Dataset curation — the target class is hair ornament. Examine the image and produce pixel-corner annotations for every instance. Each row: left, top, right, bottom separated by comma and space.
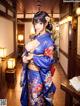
45, 16, 50, 22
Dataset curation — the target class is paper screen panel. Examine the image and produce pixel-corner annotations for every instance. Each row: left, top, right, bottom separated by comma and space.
60, 22, 69, 54
77, 16, 80, 55
0, 17, 14, 55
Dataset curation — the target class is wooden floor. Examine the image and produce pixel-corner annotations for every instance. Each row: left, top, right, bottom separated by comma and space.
0, 62, 66, 106
53, 64, 66, 106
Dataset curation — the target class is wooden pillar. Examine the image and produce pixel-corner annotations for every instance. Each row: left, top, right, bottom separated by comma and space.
13, 1, 17, 57
65, 93, 73, 106
68, 21, 76, 79
66, 3, 76, 106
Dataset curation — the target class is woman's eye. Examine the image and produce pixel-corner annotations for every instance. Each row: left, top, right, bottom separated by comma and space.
40, 22, 43, 25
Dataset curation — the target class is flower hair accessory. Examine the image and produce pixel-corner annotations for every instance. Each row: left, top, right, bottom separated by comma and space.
45, 16, 50, 22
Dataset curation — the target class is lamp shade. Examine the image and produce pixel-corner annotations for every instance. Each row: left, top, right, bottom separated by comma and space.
59, 16, 72, 25
76, 7, 80, 15
0, 48, 7, 58
30, 25, 35, 35
18, 34, 24, 41
7, 58, 16, 69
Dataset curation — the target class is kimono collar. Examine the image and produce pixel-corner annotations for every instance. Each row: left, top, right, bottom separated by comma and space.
36, 32, 52, 39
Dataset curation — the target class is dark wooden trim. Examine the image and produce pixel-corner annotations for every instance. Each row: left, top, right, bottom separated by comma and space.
0, 0, 15, 13
60, 1, 73, 20
13, 17, 17, 57
6, 52, 16, 59
59, 48, 68, 58
13, 1, 17, 58
17, 18, 32, 22
69, 3, 73, 16
60, 1, 70, 19
0, 10, 15, 21
75, 55, 80, 76
17, 18, 59, 22
76, 55, 80, 60
68, 19, 77, 79
74, 16, 80, 76
53, 18, 59, 22
61, 80, 80, 106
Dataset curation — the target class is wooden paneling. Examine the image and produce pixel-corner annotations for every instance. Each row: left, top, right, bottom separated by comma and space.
18, 18, 32, 22
17, 0, 60, 14
76, 55, 80, 76
17, 24, 25, 34
0, 10, 15, 21
0, 0, 16, 21
0, 0, 15, 12
59, 49, 68, 58
75, 16, 80, 76
60, 0, 73, 19
17, 24, 25, 57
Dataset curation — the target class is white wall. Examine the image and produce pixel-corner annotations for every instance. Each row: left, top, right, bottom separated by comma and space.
59, 52, 68, 75
0, 17, 14, 55
25, 22, 33, 43
59, 22, 69, 54
59, 22, 69, 75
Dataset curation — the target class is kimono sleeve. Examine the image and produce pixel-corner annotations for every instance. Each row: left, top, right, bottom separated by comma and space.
20, 63, 28, 87
33, 42, 55, 69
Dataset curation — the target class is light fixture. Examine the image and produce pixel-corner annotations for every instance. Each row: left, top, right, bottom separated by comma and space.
7, 58, 16, 70
59, 16, 72, 25
72, 17, 77, 30
67, 16, 72, 21
18, 34, 24, 42
56, 26, 59, 31
30, 25, 35, 35
0, 48, 7, 59
76, 7, 80, 15
0, 58, 2, 64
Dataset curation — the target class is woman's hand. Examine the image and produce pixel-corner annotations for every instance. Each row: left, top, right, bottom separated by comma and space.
23, 56, 29, 63
27, 53, 34, 60
22, 53, 34, 63
25, 39, 40, 52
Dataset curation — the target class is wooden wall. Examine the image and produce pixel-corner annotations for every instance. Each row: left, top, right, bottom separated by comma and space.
60, 1, 80, 78
75, 16, 80, 76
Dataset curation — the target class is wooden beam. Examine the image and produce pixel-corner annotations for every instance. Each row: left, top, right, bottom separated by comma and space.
0, 10, 15, 21
12, 0, 17, 10
17, 18, 32, 22
0, 0, 15, 13
17, 18, 59, 22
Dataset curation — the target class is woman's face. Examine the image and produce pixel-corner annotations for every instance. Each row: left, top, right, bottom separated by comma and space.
34, 22, 46, 35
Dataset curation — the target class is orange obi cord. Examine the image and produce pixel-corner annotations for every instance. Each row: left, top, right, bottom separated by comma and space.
50, 65, 55, 76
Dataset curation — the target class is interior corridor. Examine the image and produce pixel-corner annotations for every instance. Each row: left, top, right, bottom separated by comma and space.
0, 62, 66, 106
0, 0, 80, 106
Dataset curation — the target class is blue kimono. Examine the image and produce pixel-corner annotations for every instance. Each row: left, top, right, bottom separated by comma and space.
20, 32, 56, 106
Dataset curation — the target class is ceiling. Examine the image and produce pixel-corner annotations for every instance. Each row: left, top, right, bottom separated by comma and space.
16, 0, 60, 14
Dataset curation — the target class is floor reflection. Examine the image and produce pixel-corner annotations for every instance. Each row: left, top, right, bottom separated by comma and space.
0, 63, 66, 106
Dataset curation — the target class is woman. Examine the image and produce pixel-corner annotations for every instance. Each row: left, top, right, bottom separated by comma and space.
20, 11, 56, 106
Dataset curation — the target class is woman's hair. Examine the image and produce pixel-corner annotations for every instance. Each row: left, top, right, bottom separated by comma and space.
33, 11, 53, 31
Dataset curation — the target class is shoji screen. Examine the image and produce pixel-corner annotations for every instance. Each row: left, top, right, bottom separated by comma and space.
59, 22, 69, 75
25, 22, 32, 43
77, 16, 80, 55
0, 17, 14, 55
